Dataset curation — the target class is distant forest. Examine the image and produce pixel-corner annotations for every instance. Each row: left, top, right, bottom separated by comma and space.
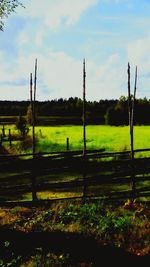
0, 96, 150, 125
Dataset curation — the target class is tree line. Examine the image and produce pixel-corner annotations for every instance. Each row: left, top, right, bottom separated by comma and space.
0, 96, 150, 125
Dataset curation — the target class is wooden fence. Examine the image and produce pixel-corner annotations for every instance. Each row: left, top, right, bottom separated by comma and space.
0, 148, 150, 206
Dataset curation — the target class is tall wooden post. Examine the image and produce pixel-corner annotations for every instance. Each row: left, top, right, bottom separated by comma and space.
30, 72, 33, 103
32, 58, 37, 155
34, 58, 37, 103
30, 72, 34, 155
2, 125, 5, 137
128, 63, 137, 200
131, 66, 137, 157
83, 59, 87, 201
127, 63, 131, 128
66, 137, 69, 151
83, 59, 86, 157
30, 58, 38, 201
8, 129, 12, 147
28, 72, 32, 132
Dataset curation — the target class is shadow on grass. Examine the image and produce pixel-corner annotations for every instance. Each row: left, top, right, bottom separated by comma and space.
0, 227, 149, 267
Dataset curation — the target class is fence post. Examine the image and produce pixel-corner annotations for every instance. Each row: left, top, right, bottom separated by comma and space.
127, 63, 137, 201
0, 135, 3, 145
82, 59, 87, 202
31, 157, 38, 201
2, 125, 5, 137
30, 68, 38, 202
9, 129, 12, 147
66, 137, 69, 151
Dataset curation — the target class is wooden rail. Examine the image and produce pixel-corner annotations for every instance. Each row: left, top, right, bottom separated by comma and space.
0, 149, 150, 206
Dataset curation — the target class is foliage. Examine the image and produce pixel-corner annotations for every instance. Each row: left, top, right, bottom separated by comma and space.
20, 251, 70, 267
105, 96, 129, 125
0, 201, 149, 266
0, 0, 24, 31
16, 115, 29, 139
1, 96, 150, 125
26, 104, 33, 126
58, 202, 104, 226
26, 103, 38, 126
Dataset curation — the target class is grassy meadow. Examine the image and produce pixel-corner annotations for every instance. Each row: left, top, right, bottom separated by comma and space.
35, 125, 150, 157
1, 124, 150, 156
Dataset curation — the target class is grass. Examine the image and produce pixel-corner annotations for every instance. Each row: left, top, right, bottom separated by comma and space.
35, 125, 150, 153
0, 124, 150, 203
2, 125, 150, 156
35, 125, 131, 152
0, 125, 150, 265
22, 189, 83, 202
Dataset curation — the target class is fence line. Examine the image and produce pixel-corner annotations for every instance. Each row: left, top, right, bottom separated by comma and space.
1, 146, 150, 159
0, 148, 150, 205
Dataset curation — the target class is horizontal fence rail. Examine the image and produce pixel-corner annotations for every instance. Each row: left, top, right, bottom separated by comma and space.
0, 149, 150, 206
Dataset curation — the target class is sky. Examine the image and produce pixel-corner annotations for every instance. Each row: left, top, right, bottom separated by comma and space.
1, 0, 150, 101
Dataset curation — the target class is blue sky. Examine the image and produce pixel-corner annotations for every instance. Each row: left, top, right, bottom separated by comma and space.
1, 0, 150, 100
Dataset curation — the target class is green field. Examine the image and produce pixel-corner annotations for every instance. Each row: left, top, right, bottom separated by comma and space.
1, 124, 150, 202
1, 125, 150, 156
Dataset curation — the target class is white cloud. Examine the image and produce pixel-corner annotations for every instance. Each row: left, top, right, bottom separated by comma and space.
128, 35, 150, 71
20, 0, 98, 30
86, 53, 126, 100
35, 51, 83, 100
17, 32, 29, 46
102, 0, 132, 4
0, 85, 28, 101
35, 31, 45, 48
0, 50, 82, 100
127, 35, 150, 98
0, 48, 126, 101
3, 0, 150, 101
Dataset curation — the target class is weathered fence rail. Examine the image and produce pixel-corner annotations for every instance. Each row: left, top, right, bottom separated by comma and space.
0, 149, 150, 206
